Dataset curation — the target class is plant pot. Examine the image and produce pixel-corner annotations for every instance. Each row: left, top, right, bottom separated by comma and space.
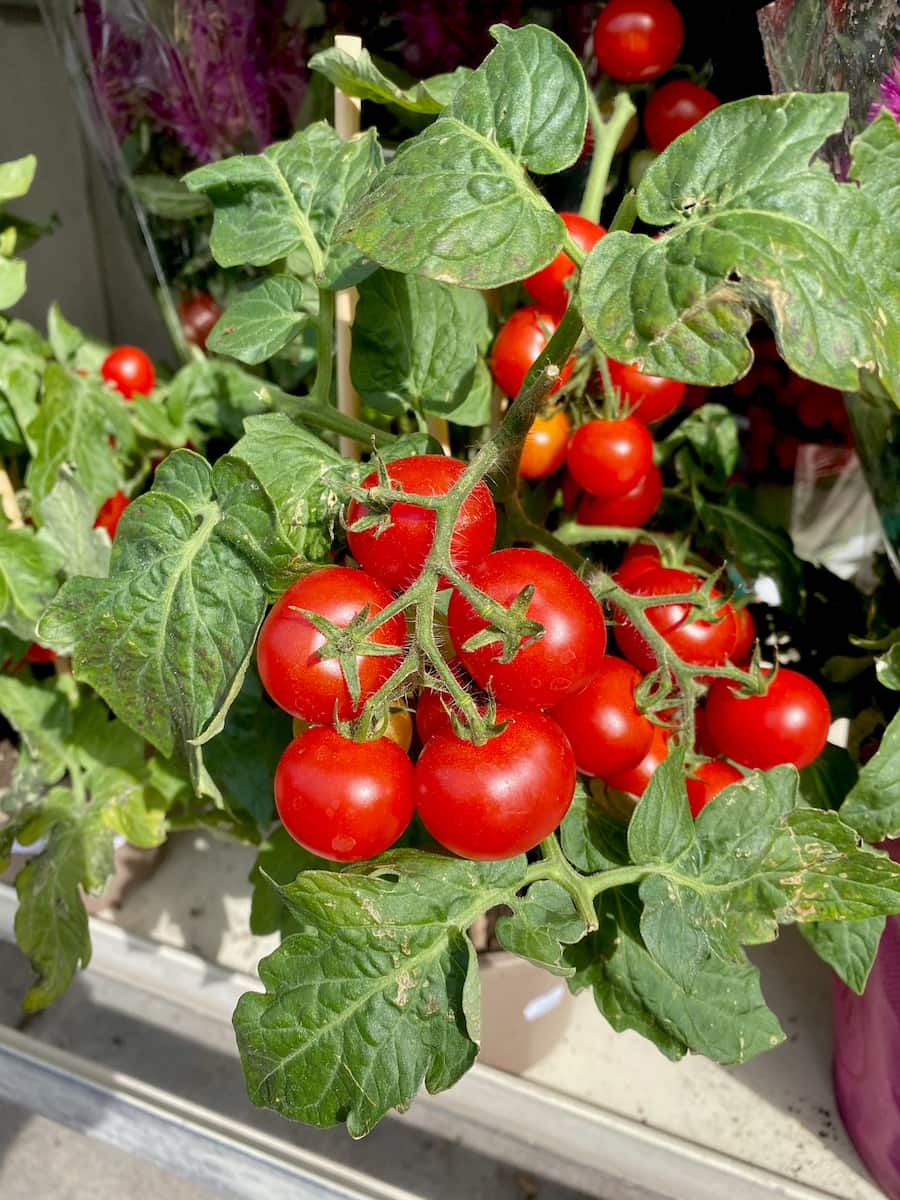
833, 838, 900, 1199
477, 950, 575, 1074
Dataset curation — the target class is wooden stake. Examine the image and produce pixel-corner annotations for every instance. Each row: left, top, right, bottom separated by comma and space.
0, 466, 23, 528
334, 35, 363, 462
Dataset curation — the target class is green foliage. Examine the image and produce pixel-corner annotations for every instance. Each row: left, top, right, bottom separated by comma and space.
206, 276, 317, 365
799, 916, 885, 995
0, 155, 37, 309
309, 48, 470, 114
840, 707, 900, 841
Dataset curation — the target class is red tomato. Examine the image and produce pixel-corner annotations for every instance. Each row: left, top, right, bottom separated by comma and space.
94, 491, 129, 540
101, 345, 155, 399
519, 409, 571, 480
413, 711, 575, 859
592, 0, 684, 81
604, 725, 669, 796
490, 307, 574, 399
178, 292, 222, 351
705, 668, 831, 770
561, 470, 582, 513
566, 418, 655, 500
346, 455, 496, 592
686, 760, 743, 818
24, 643, 57, 664
621, 541, 662, 573
448, 548, 607, 709
576, 463, 662, 527
614, 567, 737, 673
644, 80, 720, 152
522, 214, 606, 316
275, 727, 413, 862
552, 656, 655, 778
730, 605, 756, 665
256, 567, 406, 724
694, 703, 719, 756
607, 359, 686, 424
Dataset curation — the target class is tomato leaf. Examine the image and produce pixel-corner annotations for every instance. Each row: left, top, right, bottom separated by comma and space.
559, 782, 630, 872
351, 270, 492, 425
206, 276, 317, 366
798, 916, 885, 995
129, 174, 211, 220
495, 880, 586, 976
234, 851, 526, 1133
37, 467, 111, 581
165, 358, 271, 441
840, 708, 900, 841
698, 487, 804, 611
184, 123, 383, 290
340, 25, 586, 288
248, 826, 332, 939
0, 525, 63, 641
799, 743, 858, 812
876, 642, 900, 691
579, 94, 899, 401
309, 48, 470, 114
664, 404, 739, 488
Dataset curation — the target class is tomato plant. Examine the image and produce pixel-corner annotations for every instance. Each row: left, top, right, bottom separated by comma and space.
576, 462, 662, 526
522, 213, 605, 316
644, 80, 721, 151
519, 409, 571, 479
705, 669, 832, 770
178, 292, 222, 351
686, 760, 743, 817
614, 567, 737, 672
606, 359, 686, 424
94, 490, 129, 539
490, 307, 574, 399
100, 344, 155, 398
551, 656, 655, 778
592, 0, 684, 82
566, 417, 655, 499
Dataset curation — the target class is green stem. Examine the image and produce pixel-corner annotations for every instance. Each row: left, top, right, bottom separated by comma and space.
310, 287, 336, 410
579, 91, 637, 226
267, 384, 396, 446
524, 839, 647, 929
555, 521, 646, 546
503, 492, 589, 573
608, 190, 639, 234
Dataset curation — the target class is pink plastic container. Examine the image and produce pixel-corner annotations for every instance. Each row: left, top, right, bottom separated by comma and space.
834, 840, 900, 1199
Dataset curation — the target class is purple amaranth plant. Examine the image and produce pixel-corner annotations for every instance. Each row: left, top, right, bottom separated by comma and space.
869, 51, 900, 122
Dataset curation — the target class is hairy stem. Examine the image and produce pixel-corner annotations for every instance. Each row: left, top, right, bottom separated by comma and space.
579, 91, 637, 226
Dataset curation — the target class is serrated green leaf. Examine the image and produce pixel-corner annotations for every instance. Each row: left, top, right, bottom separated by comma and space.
559, 782, 630, 872
46, 303, 84, 365
184, 123, 382, 289
495, 880, 586, 975
0, 156, 36, 203
248, 826, 332, 939
628, 749, 693, 866
840, 708, 900, 841
0, 525, 62, 640
699, 488, 804, 611
37, 467, 111, 580
166, 358, 271, 440
799, 915, 885, 994
309, 47, 470, 114
206, 276, 317, 365
666, 404, 739, 487
0, 672, 74, 786
876, 642, 900, 690
0, 364, 41, 455
130, 174, 212, 220
351, 270, 491, 422
234, 851, 525, 1133
0, 258, 26, 310
579, 94, 898, 400
848, 113, 900, 342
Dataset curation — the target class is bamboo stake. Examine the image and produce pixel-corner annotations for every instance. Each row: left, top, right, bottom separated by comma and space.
426, 415, 451, 454
334, 35, 363, 462
0, 465, 23, 528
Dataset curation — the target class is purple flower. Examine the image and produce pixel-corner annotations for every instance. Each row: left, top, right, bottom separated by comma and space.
868, 54, 900, 123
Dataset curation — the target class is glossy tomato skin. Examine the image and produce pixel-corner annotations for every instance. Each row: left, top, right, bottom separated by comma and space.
94, 490, 129, 539
593, 0, 684, 81
101, 345, 155, 399
178, 292, 222, 351
604, 724, 669, 796
522, 214, 605, 316
448, 548, 607, 709
705, 669, 831, 770
490, 307, 574, 399
257, 567, 406, 724
519, 409, 571, 479
275, 728, 413, 862
576, 463, 662, 527
644, 80, 720, 152
566, 418, 655, 500
24, 642, 57, 664
552, 656, 654, 778
414, 711, 576, 859
686, 760, 743, 818
615, 567, 737, 673
346, 456, 496, 592
607, 359, 686, 424
729, 605, 756, 665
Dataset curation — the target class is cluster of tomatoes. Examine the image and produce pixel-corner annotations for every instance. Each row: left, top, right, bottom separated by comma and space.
256, 452, 832, 865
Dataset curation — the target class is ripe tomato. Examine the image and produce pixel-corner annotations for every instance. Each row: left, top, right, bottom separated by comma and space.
448, 548, 606, 709
413, 711, 575, 859
522, 214, 606, 316
592, 0, 684, 81
346, 455, 496, 592
614, 567, 737, 673
686, 760, 743, 818
552, 656, 655, 778
291, 707, 413, 752
606, 359, 686, 424
705, 669, 831, 770
101, 345, 155, 399
561, 470, 582, 513
644, 80, 720, 152
94, 491, 129, 539
729, 605, 756, 665
178, 292, 222, 351
566, 417, 655, 500
604, 724, 669, 796
519, 409, 571, 479
576, 463, 662, 527
490, 307, 574, 399
275, 727, 413, 861
619, 541, 662, 578
257, 567, 406, 724
24, 642, 57, 664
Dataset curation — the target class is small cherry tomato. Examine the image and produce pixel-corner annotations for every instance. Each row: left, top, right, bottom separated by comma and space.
644, 80, 720, 152
448, 548, 607, 710
729, 605, 756, 665
275, 727, 413, 862
490, 307, 574, 399
614, 567, 737, 673
606, 359, 686, 424
346, 455, 496, 592
519, 409, 571, 479
522, 214, 606, 316
705, 668, 831, 770
413, 710, 576, 860
686, 760, 743, 818
257, 567, 406, 724
566, 417, 655, 500
552, 656, 655, 778
604, 724, 669, 796
24, 643, 57, 664
101, 345, 155, 399
178, 292, 222, 351
592, 0, 684, 82
94, 490, 129, 539
561, 470, 582, 513
576, 463, 662, 527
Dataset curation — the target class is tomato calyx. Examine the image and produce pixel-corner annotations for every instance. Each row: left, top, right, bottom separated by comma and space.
454, 581, 545, 664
